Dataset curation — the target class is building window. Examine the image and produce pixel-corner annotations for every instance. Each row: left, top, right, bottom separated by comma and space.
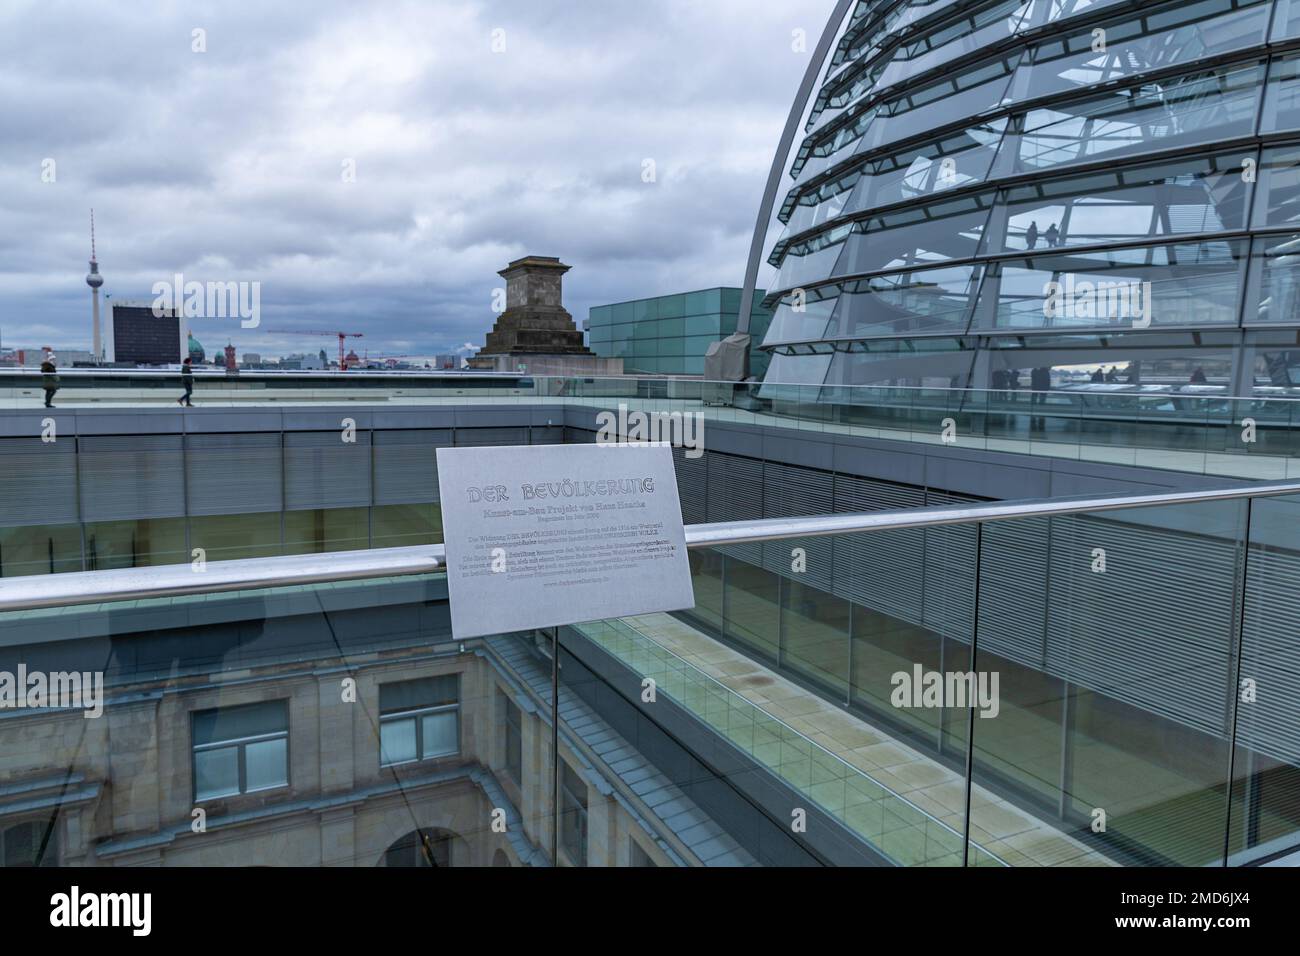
629, 838, 657, 868
192, 700, 289, 801
379, 675, 460, 767
502, 692, 523, 785
1, 820, 57, 867
384, 828, 451, 867
560, 760, 588, 866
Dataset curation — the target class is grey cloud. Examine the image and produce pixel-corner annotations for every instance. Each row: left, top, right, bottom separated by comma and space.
0, 0, 833, 357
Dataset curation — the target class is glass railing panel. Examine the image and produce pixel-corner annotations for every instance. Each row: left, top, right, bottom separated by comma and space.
1229, 492, 1300, 865
0, 572, 566, 868
567, 615, 991, 866
561, 618, 824, 865
1206, 397, 1297, 479
7, 479, 1300, 866
6, 372, 1297, 483
1071, 389, 1141, 463
970, 498, 1248, 866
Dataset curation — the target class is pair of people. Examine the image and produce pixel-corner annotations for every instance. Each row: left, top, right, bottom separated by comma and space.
39, 356, 196, 407
1024, 220, 1061, 249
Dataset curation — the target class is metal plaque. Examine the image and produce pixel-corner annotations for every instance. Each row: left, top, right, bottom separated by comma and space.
436, 442, 695, 639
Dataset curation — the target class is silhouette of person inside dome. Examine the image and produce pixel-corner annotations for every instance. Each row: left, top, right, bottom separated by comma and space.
1045, 223, 1061, 247
1025, 220, 1039, 250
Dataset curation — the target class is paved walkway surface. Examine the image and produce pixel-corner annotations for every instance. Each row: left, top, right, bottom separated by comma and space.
579, 612, 1117, 867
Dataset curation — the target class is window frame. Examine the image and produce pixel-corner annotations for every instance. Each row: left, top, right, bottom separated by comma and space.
379, 675, 461, 768
191, 700, 290, 802
559, 760, 589, 866
502, 692, 523, 785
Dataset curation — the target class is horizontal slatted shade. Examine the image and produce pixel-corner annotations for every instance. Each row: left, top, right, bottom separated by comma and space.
1239, 506, 1300, 764
373, 430, 450, 505
1044, 507, 1242, 740
0, 438, 78, 526
923, 490, 979, 643
454, 427, 528, 446
832, 473, 926, 627
762, 461, 835, 592
976, 516, 1051, 667
672, 446, 707, 525
79, 434, 185, 521
283, 431, 371, 511
186, 433, 283, 516
708, 452, 764, 566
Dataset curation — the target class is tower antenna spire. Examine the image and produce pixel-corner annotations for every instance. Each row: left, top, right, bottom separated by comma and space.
86, 208, 105, 361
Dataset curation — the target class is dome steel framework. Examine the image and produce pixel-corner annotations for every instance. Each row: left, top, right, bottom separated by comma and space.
742, 0, 1300, 398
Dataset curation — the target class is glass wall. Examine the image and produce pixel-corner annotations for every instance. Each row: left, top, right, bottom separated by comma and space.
669, 490, 1299, 866
587, 287, 774, 376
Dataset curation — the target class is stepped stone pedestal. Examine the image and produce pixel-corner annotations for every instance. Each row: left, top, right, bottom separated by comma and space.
468, 256, 620, 374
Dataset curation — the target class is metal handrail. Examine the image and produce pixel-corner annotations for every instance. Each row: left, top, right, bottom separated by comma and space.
4, 367, 1300, 403
3, 480, 1299, 613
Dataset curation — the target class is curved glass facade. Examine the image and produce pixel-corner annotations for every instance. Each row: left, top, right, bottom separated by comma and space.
754, 0, 1300, 397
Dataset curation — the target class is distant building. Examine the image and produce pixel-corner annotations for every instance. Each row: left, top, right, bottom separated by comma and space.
187, 333, 206, 363
434, 354, 461, 370
110, 303, 182, 366
587, 288, 773, 377
282, 352, 325, 370
1, 347, 95, 367
241, 352, 263, 368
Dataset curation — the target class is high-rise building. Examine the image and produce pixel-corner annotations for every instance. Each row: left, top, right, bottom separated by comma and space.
748, 0, 1300, 397
110, 303, 181, 366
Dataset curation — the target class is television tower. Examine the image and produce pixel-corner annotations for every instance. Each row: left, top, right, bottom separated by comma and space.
85, 209, 104, 362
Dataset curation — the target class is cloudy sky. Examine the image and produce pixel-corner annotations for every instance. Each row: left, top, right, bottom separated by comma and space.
0, 0, 832, 361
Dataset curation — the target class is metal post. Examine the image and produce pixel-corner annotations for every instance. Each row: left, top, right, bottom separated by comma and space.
736, 0, 856, 339
1223, 496, 1253, 866
1058, 681, 1074, 821
550, 625, 560, 865
962, 521, 984, 866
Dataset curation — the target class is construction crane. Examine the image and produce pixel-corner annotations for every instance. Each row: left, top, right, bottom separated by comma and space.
267, 329, 364, 369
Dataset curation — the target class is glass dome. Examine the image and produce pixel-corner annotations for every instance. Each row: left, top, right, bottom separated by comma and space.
748, 0, 1300, 397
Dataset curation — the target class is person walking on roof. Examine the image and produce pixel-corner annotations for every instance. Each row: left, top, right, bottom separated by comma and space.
40, 354, 59, 408
178, 357, 195, 407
